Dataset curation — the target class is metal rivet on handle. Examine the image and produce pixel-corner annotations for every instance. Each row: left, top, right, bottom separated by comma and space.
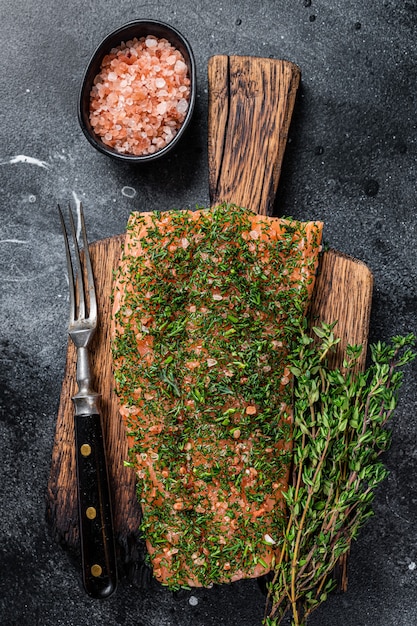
80, 443, 92, 457
91, 564, 102, 577
86, 506, 97, 519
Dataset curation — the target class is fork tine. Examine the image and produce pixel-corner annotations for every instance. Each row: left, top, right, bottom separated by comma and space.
79, 202, 97, 322
58, 204, 76, 324
67, 203, 86, 321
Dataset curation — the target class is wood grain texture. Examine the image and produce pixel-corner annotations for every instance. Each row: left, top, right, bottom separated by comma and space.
208, 55, 301, 215
47, 56, 373, 591
310, 249, 373, 372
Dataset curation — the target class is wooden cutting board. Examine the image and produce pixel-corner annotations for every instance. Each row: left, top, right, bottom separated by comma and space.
46, 56, 373, 585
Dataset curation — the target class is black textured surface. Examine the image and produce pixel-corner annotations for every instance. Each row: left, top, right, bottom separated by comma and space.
1, 2, 416, 625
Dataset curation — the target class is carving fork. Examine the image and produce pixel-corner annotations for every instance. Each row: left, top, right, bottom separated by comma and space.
58, 203, 117, 598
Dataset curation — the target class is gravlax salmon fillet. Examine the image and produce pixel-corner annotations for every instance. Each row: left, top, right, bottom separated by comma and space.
111, 204, 323, 588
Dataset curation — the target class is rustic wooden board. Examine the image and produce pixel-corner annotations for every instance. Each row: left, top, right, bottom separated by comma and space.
46, 239, 373, 552
46, 56, 373, 587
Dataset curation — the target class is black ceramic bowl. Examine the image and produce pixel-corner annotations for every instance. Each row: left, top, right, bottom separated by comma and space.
78, 19, 196, 162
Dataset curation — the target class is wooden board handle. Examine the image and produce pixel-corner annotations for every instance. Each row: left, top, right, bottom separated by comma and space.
208, 55, 301, 215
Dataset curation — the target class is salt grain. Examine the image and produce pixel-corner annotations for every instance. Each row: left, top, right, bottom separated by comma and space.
174, 60, 187, 73
156, 101, 167, 115
177, 98, 188, 114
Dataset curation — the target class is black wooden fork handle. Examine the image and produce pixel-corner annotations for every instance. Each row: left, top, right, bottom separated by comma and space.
74, 411, 118, 599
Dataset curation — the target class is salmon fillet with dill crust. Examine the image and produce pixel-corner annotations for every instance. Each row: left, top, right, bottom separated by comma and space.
111, 204, 323, 588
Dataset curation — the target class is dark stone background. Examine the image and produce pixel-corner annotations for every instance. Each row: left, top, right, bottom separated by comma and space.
0, 1, 416, 624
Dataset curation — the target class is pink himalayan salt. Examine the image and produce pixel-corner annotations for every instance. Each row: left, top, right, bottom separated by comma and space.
89, 36, 191, 156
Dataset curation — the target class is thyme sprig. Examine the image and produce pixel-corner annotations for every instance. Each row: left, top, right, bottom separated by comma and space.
264, 323, 416, 626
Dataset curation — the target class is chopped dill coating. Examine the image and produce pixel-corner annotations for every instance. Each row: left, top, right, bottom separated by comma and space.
112, 204, 323, 587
